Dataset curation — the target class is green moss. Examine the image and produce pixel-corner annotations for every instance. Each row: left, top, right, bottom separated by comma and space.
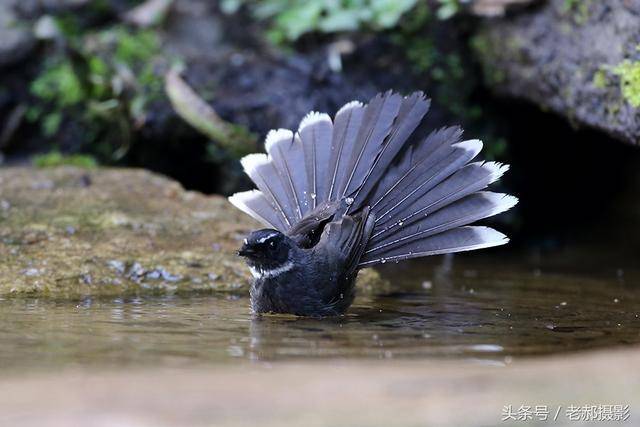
470, 34, 506, 86
613, 60, 640, 108
561, 0, 592, 25
32, 151, 98, 168
593, 69, 608, 89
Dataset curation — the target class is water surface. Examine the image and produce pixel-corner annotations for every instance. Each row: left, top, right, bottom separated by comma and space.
1, 251, 638, 372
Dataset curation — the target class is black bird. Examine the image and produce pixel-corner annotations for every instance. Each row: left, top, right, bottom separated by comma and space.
230, 91, 517, 316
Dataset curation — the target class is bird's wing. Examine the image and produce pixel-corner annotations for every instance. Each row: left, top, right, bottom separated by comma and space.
285, 200, 341, 248
317, 207, 375, 279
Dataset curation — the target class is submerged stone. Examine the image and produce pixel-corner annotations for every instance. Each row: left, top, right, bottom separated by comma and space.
0, 167, 384, 298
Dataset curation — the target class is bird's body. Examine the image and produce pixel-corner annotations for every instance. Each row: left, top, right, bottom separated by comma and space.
230, 91, 517, 316
242, 205, 373, 316
248, 239, 352, 316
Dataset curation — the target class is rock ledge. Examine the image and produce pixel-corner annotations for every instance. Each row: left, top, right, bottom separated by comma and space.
0, 166, 383, 298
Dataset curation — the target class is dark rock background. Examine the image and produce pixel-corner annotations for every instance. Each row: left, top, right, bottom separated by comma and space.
474, 0, 640, 145
1, 0, 639, 249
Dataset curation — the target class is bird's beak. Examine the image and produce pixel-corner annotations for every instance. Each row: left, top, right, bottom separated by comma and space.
237, 246, 255, 257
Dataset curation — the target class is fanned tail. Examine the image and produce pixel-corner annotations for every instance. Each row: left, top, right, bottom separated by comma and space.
228, 91, 517, 267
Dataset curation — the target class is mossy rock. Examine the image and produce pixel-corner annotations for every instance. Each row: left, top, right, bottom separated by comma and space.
472, 0, 640, 145
0, 167, 384, 298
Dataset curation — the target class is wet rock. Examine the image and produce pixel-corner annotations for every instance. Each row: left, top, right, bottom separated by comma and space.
473, 0, 640, 145
0, 167, 385, 298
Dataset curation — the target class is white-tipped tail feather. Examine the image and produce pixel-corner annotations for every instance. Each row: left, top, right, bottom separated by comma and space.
335, 100, 364, 116
240, 153, 269, 175
298, 111, 332, 133
264, 129, 294, 153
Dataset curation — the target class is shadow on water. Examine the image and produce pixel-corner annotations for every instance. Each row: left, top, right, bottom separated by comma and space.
1, 246, 638, 372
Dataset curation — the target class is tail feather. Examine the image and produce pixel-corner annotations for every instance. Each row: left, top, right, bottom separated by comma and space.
239, 154, 296, 227
364, 192, 518, 258
359, 226, 509, 267
367, 126, 463, 209
341, 91, 403, 199
372, 139, 484, 224
350, 92, 430, 210
414, 125, 464, 164
264, 129, 307, 219
327, 101, 366, 201
228, 190, 289, 231
371, 161, 510, 241
299, 112, 334, 209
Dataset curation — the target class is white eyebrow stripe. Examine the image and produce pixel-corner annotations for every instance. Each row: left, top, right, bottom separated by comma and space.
256, 233, 279, 244
249, 261, 294, 279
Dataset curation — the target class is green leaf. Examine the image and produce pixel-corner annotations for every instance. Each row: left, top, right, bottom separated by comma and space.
42, 113, 62, 137
319, 9, 362, 32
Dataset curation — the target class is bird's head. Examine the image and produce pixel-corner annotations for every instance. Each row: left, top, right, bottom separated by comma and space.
238, 229, 293, 272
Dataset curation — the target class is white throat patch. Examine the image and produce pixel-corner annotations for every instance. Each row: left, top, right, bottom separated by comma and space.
249, 261, 294, 279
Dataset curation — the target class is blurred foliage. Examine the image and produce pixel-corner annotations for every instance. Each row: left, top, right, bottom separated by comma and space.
221, 0, 463, 43
32, 150, 98, 168
219, 0, 505, 160
435, 0, 464, 20
165, 68, 257, 157
27, 18, 167, 162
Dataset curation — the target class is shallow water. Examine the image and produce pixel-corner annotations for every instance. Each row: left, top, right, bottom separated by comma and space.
1, 250, 639, 372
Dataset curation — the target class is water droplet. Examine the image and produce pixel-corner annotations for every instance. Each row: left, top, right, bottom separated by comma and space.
345, 197, 354, 205
381, 258, 386, 264
310, 193, 316, 199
